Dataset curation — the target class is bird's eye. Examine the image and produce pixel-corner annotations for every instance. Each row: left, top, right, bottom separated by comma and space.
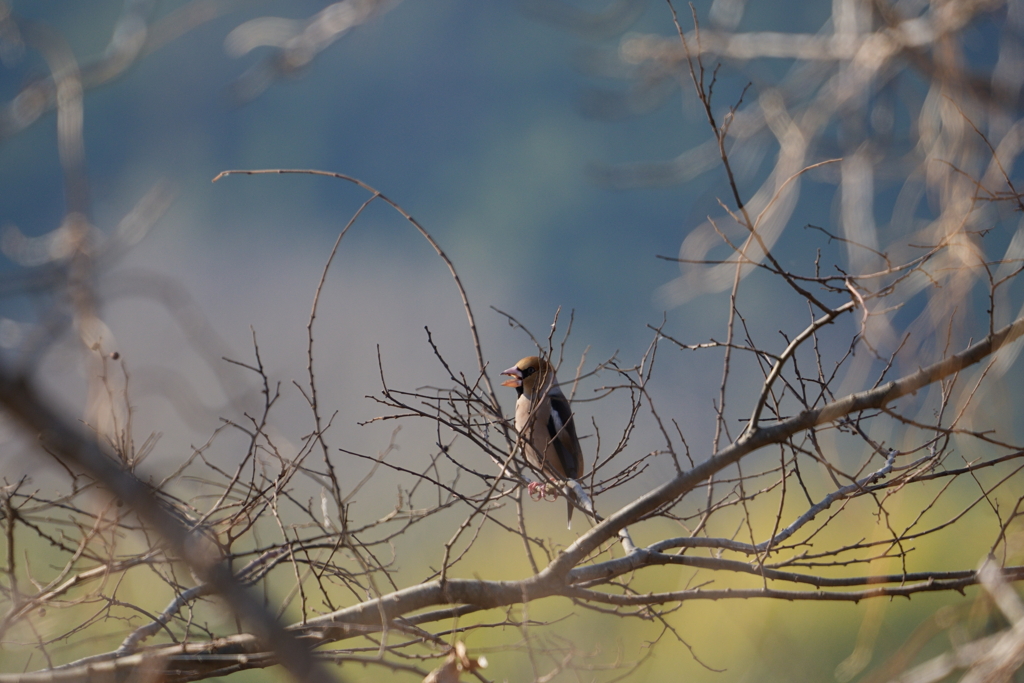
522, 367, 536, 378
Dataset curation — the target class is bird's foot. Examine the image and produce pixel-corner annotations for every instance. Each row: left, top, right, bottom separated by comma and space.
527, 481, 559, 502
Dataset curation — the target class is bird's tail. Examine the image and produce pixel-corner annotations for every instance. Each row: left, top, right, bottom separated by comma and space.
564, 481, 636, 553
564, 480, 596, 529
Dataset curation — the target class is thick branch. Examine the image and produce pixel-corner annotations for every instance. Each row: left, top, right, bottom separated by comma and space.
547, 314, 1024, 576
5, 562, 1021, 683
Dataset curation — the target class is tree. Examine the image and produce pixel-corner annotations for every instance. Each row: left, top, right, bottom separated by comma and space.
2, 1, 1024, 681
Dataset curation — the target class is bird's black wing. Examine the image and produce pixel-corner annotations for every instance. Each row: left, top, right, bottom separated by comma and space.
547, 392, 582, 480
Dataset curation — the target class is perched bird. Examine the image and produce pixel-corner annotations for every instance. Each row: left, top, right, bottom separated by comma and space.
501, 356, 592, 527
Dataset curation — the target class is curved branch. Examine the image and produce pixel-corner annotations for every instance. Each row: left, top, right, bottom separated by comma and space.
560, 569, 1007, 605
212, 168, 500, 410
744, 300, 857, 435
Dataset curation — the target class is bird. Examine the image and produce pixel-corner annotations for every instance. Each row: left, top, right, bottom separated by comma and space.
501, 356, 592, 527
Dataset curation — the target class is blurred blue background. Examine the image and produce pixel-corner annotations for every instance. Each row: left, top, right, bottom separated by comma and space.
0, 0, 763, 359
3, 0, 764, 473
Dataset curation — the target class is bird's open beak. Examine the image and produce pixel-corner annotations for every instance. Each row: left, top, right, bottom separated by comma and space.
500, 366, 522, 388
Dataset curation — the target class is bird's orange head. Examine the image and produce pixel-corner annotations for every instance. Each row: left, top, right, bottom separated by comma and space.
500, 356, 551, 394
